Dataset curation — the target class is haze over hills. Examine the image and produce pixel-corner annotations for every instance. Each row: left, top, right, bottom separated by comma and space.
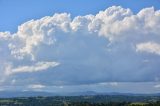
0, 91, 160, 98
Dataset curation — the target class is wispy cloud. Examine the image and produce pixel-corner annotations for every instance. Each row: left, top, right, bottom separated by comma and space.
5, 61, 59, 75
28, 84, 46, 89
154, 84, 160, 88
136, 42, 160, 55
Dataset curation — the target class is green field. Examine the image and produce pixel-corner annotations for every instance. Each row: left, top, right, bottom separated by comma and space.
0, 95, 160, 106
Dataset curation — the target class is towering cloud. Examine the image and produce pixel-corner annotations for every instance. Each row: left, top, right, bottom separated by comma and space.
0, 6, 160, 87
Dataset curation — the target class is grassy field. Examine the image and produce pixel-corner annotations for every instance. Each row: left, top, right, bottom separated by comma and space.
0, 95, 159, 106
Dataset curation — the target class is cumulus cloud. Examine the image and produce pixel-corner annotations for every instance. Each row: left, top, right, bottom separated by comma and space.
8, 13, 71, 60
0, 6, 160, 87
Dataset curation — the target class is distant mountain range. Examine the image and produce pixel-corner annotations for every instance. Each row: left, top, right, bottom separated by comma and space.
0, 91, 160, 98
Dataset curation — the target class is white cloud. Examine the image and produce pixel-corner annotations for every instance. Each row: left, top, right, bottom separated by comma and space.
98, 82, 118, 86
10, 13, 71, 60
0, 6, 160, 87
59, 86, 64, 89
109, 82, 118, 86
154, 84, 160, 88
6, 61, 59, 75
1, 6, 159, 61
136, 42, 160, 55
28, 84, 45, 89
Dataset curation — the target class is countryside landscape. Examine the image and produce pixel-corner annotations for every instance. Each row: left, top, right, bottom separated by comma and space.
0, 0, 160, 106
0, 93, 160, 106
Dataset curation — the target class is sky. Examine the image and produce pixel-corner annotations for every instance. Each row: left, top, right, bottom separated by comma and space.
0, 0, 160, 93
1, 0, 160, 32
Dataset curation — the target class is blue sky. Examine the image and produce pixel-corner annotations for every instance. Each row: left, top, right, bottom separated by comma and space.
0, 0, 160, 32
0, 0, 160, 93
